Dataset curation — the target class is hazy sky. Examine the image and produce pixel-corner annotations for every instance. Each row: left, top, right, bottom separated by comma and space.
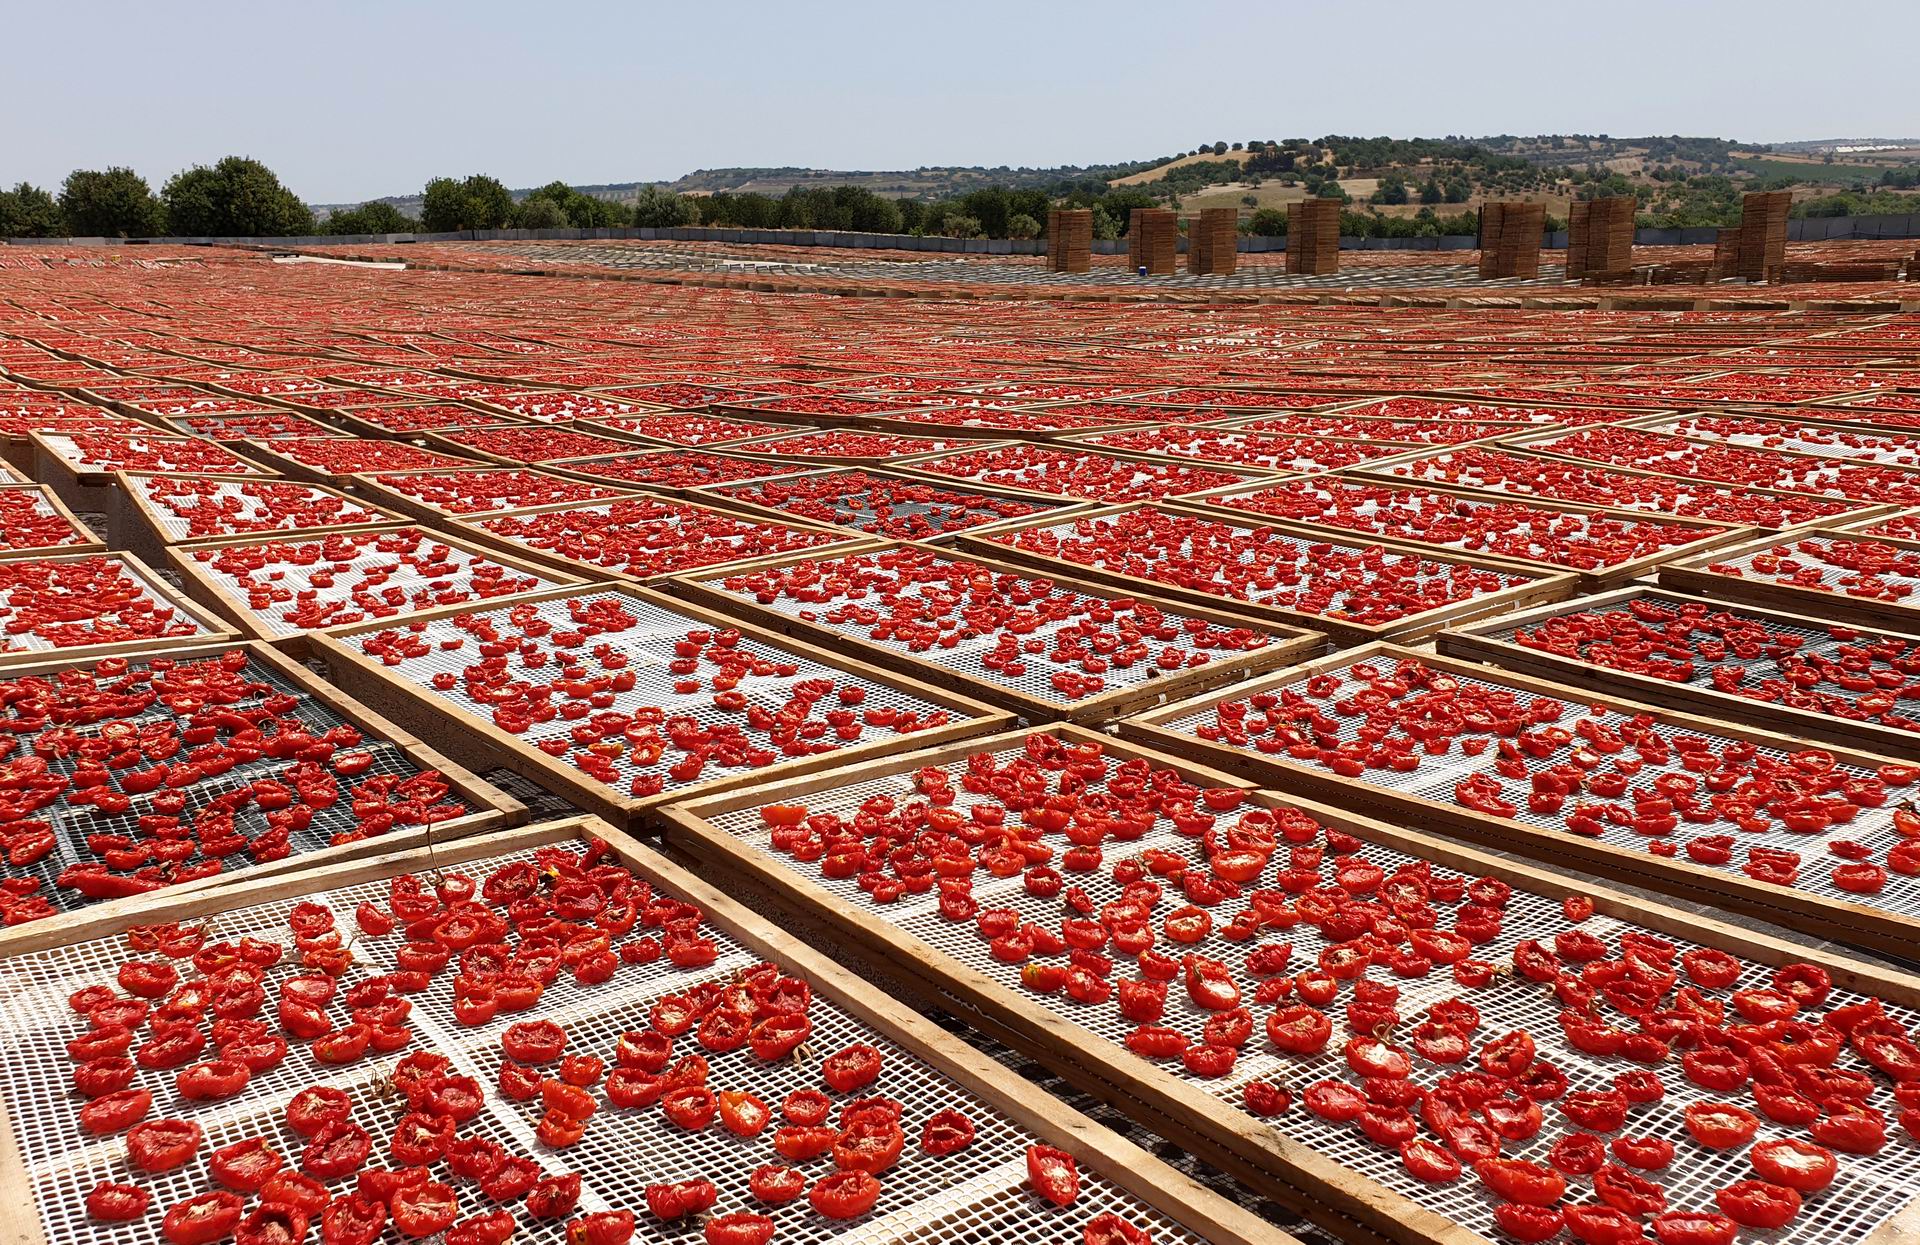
10, 0, 1918, 204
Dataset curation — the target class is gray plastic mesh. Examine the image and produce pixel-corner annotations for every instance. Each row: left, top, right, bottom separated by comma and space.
0, 844, 1206, 1245
696, 740, 1920, 1245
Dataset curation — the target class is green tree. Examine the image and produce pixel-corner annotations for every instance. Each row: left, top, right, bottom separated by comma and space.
162, 156, 313, 236
942, 214, 983, 239
420, 175, 514, 231
1005, 213, 1040, 240
1418, 178, 1444, 205
519, 181, 626, 228
1089, 204, 1119, 240
0, 183, 65, 237
1246, 207, 1287, 236
318, 201, 419, 234
58, 167, 165, 237
629, 186, 697, 228
515, 197, 570, 229
1371, 174, 1409, 206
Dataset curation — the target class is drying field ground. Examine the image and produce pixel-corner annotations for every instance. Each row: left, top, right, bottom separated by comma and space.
0, 240, 1918, 1245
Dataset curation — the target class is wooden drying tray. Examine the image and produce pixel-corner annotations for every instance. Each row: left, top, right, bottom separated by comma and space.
168, 410, 342, 445
890, 438, 1288, 504
955, 501, 1579, 647
446, 493, 880, 587
234, 437, 489, 487
682, 464, 1099, 547
0, 550, 239, 669
541, 449, 820, 505
1658, 527, 1920, 634
341, 467, 636, 528
108, 471, 411, 568
1496, 421, 1920, 482
1040, 427, 1427, 480
657, 725, 1920, 1245
313, 403, 530, 440
572, 411, 821, 452
0, 484, 106, 561
0, 814, 1299, 1245
1826, 506, 1920, 542
1614, 407, 1920, 463
162, 524, 591, 659
414, 420, 659, 467
307, 581, 1013, 830
713, 428, 1003, 467
0, 638, 523, 955
1177, 470, 1758, 593
666, 539, 1326, 724
26, 430, 277, 528
1120, 641, 1920, 959
1437, 584, 1920, 758
1345, 443, 1900, 536
0, 414, 168, 476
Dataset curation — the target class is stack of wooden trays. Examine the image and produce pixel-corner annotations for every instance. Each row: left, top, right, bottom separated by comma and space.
1286, 198, 1340, 274
1046, 207, 1093, 273
1736, 189, 1792, 281
1186, 207, 1238, 275
1478, 201, 1545, 278
1135, 208, 1178, 275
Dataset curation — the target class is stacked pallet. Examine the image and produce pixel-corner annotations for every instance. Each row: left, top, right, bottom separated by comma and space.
1127, 208, 1144, 270
1136, 208, 1178, 276
1186, 208, 1239, 276
1478, 201, 1545, 279
1721, 190, 1791, 282
1580, 196, 1636, 280
1286, 198, 1341, 274
1712, 226, 1743, 279
1565, 201, 1590, 280
1047, 208, 1093, 274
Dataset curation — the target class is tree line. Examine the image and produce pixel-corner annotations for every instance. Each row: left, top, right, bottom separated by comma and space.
1, 158, 313, 238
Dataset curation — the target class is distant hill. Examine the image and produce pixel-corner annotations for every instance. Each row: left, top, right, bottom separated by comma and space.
312, 160, 1159, 218
312, 136, 1920, 219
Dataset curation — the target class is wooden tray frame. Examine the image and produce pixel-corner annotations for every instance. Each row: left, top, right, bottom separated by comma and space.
955, 501, 1579, 646
1658, 527, 1920, 633
1437, 585, 1920, 757
890, 438, 1285, 505
1121, 642, 1920, 958
1347, 443, 1899, 535
343, 467, 640, 527
1054, 426, 1422, 475
1179, 471, 1755, 592
235, 436, 488, 486
167, 410, 342, 445
0, 638, 523, 953
543, 448, 819, 504
0, 550, 239, 668
308, 581, 1014, 830
1498, 422, 1920, 484
27, 430, 276, 527
416, 420, 658, 467
576, 410, 820, 452
659, 726, 1920, 1245
666, 540, 1327, 724
446, 493, 881, 587
0, 484, 106, 562
715, 427, 1004, 467
684, 465, 1099, 546
108, 471, 410, 567
314, 402, 529, 440
162, 524, 591, 657
0, 814, 1301, 1245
